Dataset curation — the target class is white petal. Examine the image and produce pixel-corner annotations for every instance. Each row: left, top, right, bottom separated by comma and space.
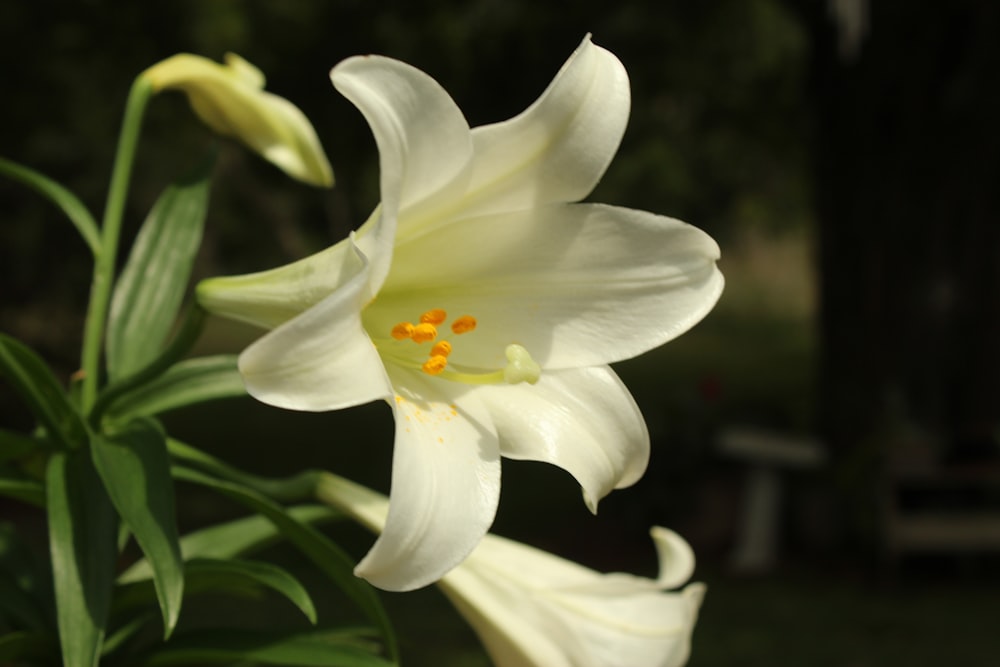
441, 565, 573, 667
546, 583, 705, 667
236, 240, 392, 411
371, 203, 723, 369
354, 368, 501, 591
400, 35, 629, 233
650, 527, 697, 590
197, 233, 357, 330
332, 55, 472, 292
439, 528, 704, 667
477, 366, 648, 512
256, 90, 335, 187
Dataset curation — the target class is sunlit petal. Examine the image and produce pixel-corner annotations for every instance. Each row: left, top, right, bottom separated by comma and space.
332, 55, 473, 296
196, 233, 356, 330
236, 240, 392, 411
440, 527, 705, 667
478, 366, 648, 512
371, 203, 723, 369
401, 35, 629, 232
354, 367, 501, 591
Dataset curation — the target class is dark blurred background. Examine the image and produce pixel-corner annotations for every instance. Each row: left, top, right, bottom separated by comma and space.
3, 1, 999, 664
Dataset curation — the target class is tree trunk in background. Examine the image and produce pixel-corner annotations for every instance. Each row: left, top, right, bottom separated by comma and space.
809, 1, 1000, 542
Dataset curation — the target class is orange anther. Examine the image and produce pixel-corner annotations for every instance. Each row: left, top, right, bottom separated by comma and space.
420, 308, 447, 325
411, 323, 438, 343
391, 322, 415, 340
451, 315, 477, 334
422, 355, 448, 375
431, 340, 453, 357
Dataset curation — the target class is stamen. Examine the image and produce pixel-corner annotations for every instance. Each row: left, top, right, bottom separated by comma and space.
385, 310, 537, 385
391, 322, 415, 340
431, 340, 453, 357
411, 323, 438, 343
422, 355, 448, 375
420, 309, 447, 325
451, 315, 477, 334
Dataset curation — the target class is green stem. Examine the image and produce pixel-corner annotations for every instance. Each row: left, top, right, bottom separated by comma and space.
80, 74, 155, 412
312, 472, 386, 536
89, 303, 206, 427
167, 438, 322, 503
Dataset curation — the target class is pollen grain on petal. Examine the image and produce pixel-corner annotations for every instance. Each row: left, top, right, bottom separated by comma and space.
422, 355, 448, 375
412, 323, 438, 343
391, 322, 415, 340
451, 315, 477, 334
430, 340, 453, 357
420, 308, 447, 325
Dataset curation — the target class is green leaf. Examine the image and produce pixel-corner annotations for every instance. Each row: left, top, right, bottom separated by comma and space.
91, 418, 183, 639
0, 334, 86, 450
46, 450, 117, 667
117, 557, 317, 625
106, 156, 214, 381
118, 505, 339, 583
105, 355, 245, 419
190, 558, 317, 623
0, 156, 101, 255
0, 428, 43, 462
167, 438, 318, 502
172, 467, 398, 662
143, 628, 394, 667
102, 609, 158, 658
0, 473, 45, 507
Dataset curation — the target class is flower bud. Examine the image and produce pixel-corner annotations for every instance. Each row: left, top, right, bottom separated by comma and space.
144, 53, 333, 186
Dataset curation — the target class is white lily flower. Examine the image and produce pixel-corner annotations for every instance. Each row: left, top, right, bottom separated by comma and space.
197, 36, 723, 591
143, 52, 334, 186
318, 474, 705, 667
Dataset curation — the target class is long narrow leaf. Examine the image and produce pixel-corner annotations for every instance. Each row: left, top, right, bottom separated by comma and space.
168, 438, 318, 502
102, 609, 158, 658
0, 428, 43, 462
116, 557, 317, 625
105, 355, 245, 419
172, 467, 398, 662
91, 418, 183, 639
0, 334, 86, 450
118, 505, 339, 583
0, 156, 101, 255
188, 558, 317, 623
0, 475, 45, 507
144, 628, 393, 667
46, 451, 117, 667
106, 156, 214, 381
